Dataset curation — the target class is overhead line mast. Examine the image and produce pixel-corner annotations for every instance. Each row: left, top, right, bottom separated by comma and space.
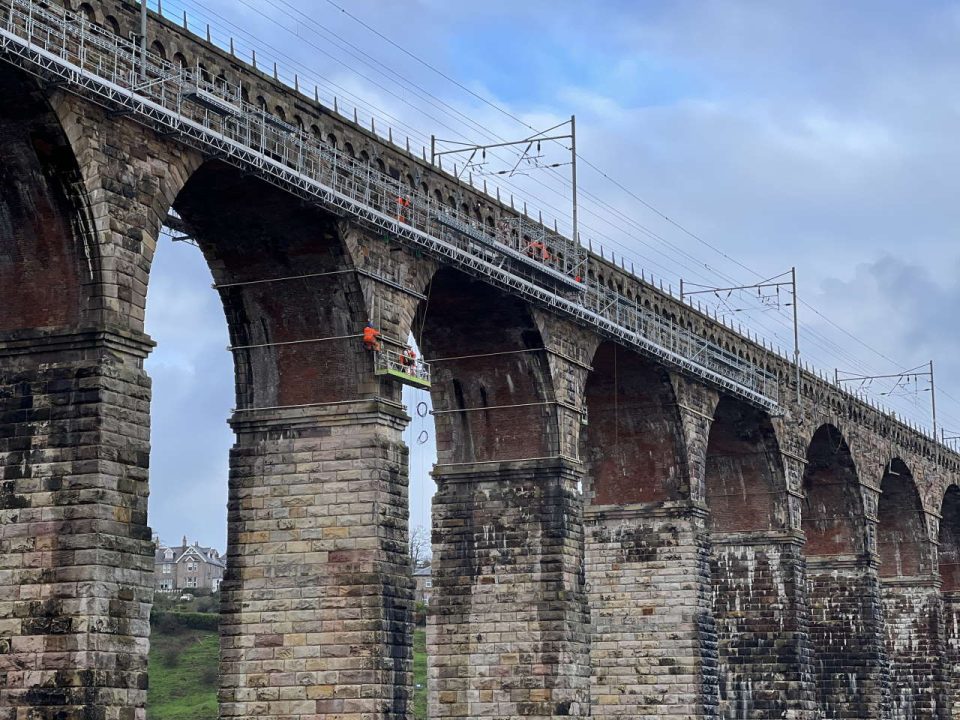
431, 116, 579, 246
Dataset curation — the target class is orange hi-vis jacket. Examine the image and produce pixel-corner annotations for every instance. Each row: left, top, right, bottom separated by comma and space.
362, 326, 380, 345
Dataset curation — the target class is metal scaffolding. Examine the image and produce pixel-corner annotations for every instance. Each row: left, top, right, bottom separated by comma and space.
0, 0, 779, 411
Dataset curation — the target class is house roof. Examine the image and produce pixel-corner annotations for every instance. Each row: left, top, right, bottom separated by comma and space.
155, 541, 226, 569
413, 566, 431, 577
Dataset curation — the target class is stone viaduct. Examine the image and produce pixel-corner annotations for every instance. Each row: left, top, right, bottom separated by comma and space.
0, 1, 958, 718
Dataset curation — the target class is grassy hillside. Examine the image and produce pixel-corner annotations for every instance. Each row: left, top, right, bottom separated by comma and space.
147, 614, 219, 720
148, 615, 429, 719
414, 628, 427, 719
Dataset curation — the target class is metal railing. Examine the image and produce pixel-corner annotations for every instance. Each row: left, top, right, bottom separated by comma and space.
0, 0, 779, 411
375, 348, 432, 386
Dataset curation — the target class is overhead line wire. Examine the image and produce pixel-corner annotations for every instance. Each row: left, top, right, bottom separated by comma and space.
165, 0, 954, 432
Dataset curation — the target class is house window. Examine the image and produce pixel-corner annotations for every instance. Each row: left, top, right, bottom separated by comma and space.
424, 579, 432, 588
163, 564, 172, 574
164, 549, 174, 561
187, 563, 197, 572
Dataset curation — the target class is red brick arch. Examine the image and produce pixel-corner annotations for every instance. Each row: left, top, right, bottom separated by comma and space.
0, 67, 94, 333
802, 424, 865, 557
581, 342, 687, 505
705, 396, 786, 533
416, 267, 557, 465
939, 486, 960, 592
172, 161, 370, 410
877, 459, 928, 578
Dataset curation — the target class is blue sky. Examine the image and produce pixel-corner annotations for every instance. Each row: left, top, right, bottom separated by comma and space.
144, 0, 960, 552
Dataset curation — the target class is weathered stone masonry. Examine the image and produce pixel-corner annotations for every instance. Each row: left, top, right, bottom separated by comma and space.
4, 1, 960, 718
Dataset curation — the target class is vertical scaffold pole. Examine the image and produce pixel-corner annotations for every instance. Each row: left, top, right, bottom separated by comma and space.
139, 0, 147, 81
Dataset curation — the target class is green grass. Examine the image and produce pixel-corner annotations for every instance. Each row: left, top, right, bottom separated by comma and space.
147, 617, 219, 720
147, 615, 429, 719
414, 629, 427, 719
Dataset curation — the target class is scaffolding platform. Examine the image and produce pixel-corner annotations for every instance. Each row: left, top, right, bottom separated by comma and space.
374, 348, 432, 389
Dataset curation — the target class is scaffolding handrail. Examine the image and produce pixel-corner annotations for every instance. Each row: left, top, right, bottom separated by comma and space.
0, 0, 779, 411
375, 347, 431, 386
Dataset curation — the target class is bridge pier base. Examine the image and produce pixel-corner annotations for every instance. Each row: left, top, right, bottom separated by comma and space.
944, 593, 960, 719
0, 328, 156, 719
711, 536, 818, 719
584, 500, 718, 718
807, 558, 890, 718
882, 579, 950, 719
429, 459, 590, 720
221, 401, 413, 720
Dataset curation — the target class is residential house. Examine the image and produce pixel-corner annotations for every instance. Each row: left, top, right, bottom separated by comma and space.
413, 564, 432, 605
154, 536, 226, 593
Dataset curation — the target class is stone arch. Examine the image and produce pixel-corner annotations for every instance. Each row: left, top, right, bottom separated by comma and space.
802, 423, 882, 718
802, 423, 865, 557
0, 66, 201, 715
940, 485, 960, 592
103, 14, 121, 35
76, 2, 96, 22
415, 267, 557, 464
173, 51, 187, 68
0, 66, 96, 332
878, 458, 928, 578
878, 459, 947, 717
581, 341, 687, 505
705, 396, 811, 716
940, 485, 960, 714
172, 160, 372, 410
150, 40, 166, 60
705, 395, 786, 533
420, 273, 587, 719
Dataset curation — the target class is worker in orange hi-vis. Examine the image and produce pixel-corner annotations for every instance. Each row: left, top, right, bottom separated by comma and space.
395, 195, 410, 223
362, 322, 382, 352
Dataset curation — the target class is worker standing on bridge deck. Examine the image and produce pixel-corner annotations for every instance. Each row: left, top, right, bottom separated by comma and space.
362, 322, 382, 352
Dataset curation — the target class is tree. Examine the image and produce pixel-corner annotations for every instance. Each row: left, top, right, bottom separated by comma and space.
409, 524, 431, 569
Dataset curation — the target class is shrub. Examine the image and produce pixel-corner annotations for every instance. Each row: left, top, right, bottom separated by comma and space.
162, 646, 181, 668
151, 610, 219, 633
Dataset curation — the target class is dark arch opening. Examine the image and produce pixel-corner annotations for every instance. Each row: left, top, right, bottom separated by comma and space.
581, 342, 686, 505
172, 161, 369, 410
415, 267, 555, 465
877, 459, 927, 578
149, 159, 375, 712
940, 486, 960, 592
103, 14, 120, 34
705, 396, 785, 533
802, 424, 864, 557
0, 66, 93, 331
